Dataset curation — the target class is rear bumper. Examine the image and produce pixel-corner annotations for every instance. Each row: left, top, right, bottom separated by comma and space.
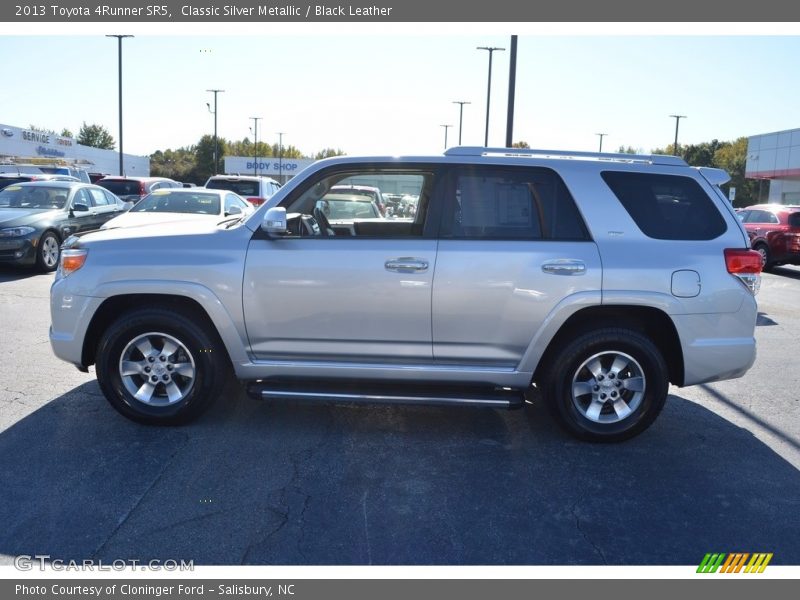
673, 295, 758, 386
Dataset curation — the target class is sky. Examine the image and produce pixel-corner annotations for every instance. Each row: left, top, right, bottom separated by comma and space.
2, 24, 800, 159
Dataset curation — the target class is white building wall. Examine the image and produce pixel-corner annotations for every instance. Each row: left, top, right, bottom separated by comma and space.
0, 123, 149, 176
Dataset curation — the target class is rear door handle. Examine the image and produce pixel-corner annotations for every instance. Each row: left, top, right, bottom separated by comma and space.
385, 257, 429, 273
542, 259, 586, 275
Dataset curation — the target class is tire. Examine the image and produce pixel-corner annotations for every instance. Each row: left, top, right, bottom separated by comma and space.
540, 328, 669, 442
754, 243, 772, 271
36, 231, 60, 273
95, 307, 228, 425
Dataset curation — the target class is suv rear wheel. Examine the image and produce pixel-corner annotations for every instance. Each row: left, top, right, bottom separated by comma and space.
95, 307, 227, 424
541, 328, 668, 442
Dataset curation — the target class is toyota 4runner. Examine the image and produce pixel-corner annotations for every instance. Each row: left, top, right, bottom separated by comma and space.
49, 147, 762, 441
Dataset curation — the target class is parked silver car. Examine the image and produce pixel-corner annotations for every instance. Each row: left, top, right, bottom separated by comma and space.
49, 147, 762, 441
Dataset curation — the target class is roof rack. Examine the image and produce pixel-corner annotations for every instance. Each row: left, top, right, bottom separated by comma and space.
444, 146, 688, 167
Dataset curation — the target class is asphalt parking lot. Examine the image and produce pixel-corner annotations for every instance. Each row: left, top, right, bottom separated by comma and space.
0, 265, 799, 566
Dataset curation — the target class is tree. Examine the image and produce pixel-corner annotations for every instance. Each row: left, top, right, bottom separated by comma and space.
314, 148, 346, 159
616, 145, 640, 154
60, 128, 73, 138
190, 134, 228, 183
511, 141, 530, 149
150, 147, 197, 183
713, 137, 758, 207
77, 122, 115, 150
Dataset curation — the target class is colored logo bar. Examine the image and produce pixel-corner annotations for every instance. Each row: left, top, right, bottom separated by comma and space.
697, 553, 773, 573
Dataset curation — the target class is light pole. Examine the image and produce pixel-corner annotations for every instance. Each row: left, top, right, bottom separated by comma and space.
596, 133, 607, 153
670, 114, 687, 156
477, 45, 505, 147
206, 89, 224, 174
106, 34, 132, 176
249, 117, 261, 177
276, 132, 285, 184
452, 101, 470, 146
440, 124, 452, 150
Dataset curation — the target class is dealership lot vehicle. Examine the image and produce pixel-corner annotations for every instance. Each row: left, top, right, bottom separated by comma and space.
330, 184, 387, 216
0, 181, 128, 271
101, 188, 253, 230
0, 173, 79, 191
49, 148, 761, 441
96, 176, 182, 203
204, 175, 281, 207
738, 203, 800, 270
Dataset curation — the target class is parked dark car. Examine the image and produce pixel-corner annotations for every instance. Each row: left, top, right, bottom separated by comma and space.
0, 181, 129, 272
95, 176, 181, 204
738, 204, 800, 269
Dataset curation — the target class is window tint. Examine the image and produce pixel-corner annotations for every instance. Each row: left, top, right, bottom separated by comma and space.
441, 166, 589, 240
98, 180, 142, 196
207, 179, 261, 196
788, 212, 800, 227
747, 210, 779, 224
601, 171, 726, 240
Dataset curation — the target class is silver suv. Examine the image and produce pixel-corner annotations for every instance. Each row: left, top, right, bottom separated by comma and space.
49, 147, 762, 441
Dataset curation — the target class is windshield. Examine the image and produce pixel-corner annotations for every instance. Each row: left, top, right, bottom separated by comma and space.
98, 180, 142, 196
317, 194, 380, 219
206, 179, 260, 196
0, 185, 68, 209
131, 191, 220, 214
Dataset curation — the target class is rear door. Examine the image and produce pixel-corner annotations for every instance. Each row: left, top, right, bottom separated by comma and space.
432, 165, 602, 367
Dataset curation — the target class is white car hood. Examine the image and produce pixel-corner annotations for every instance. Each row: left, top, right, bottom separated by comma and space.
101, 211, 219, 230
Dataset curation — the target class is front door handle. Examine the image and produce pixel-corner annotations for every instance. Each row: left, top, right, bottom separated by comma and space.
542, 259, 586, 275
385, 257, 429, 273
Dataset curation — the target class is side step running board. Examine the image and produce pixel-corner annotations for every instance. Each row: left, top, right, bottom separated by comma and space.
246, 382, 525, 409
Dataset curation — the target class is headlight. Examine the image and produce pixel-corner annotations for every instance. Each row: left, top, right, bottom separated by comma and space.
0, 226, 36, 237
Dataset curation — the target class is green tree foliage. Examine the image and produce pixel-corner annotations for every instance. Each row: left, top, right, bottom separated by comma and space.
150, 147, 197, 183
77, 122, 116, 150
193, 134, 228, 183
616, 145, 640, 154
60, 128, 73, 138
314, 148, 346, 159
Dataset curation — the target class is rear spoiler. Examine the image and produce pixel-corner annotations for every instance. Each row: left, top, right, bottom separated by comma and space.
695, 166, 731, 187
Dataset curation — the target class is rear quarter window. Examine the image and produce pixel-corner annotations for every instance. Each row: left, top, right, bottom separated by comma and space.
601, 171, 727, 240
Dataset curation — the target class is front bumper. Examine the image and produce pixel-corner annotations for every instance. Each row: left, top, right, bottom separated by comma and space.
0, 236, 36, 265
49, 278, 102, 368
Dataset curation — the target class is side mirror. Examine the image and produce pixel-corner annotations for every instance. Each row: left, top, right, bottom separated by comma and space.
72, 202, 89, 213
261, 206, 287, 236
225, 205, 243, 217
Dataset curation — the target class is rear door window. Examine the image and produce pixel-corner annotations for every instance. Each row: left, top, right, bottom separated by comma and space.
440, 166, 590, 240
601, 171, 727, 240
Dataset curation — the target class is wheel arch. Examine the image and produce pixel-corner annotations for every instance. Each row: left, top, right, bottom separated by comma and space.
81, 293, 237, 370
532, 305, 685, 387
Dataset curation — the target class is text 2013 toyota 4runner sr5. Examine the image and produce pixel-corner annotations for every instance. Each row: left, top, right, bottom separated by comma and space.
49, 147, 762, 441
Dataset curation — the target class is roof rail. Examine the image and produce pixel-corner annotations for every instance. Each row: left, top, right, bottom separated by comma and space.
444, 146, 688, 167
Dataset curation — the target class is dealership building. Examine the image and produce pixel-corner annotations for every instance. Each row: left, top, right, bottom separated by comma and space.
0, 122, 149, 177
746, 128, 800, 204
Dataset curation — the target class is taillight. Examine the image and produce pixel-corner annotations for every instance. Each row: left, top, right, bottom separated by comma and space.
246, 197, 265, 207
725, 248, 762, 294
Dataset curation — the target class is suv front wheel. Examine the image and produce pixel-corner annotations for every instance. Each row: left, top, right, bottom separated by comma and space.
541, 328, 669, 442
96, 307, 227, 425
